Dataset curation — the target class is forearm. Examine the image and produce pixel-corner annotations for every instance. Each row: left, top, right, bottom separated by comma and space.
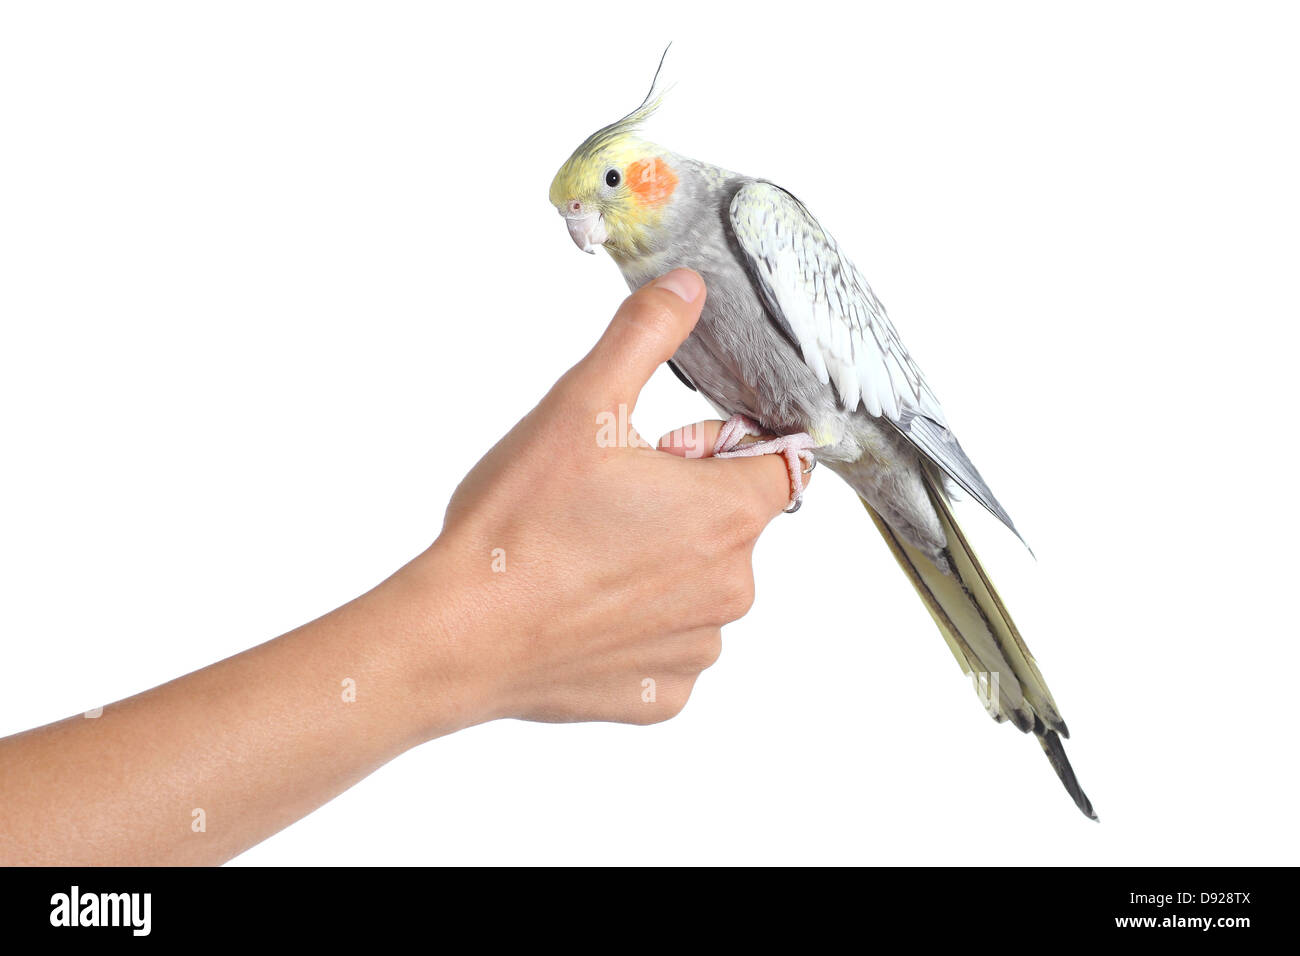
0, 550, 485, 866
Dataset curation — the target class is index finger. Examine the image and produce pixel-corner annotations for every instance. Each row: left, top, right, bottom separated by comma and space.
658, 419, 811, 520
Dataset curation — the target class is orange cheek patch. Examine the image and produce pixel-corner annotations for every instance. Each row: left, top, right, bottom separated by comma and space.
627, 158, 678, 205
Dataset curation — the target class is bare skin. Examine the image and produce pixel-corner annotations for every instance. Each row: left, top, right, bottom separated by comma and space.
0, 269, 806, 865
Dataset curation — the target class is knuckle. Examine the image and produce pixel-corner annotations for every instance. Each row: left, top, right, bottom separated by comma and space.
741, 474, 780, 531
731, 577, 757, 618
690, 632, 723, 671
721, 493, 765, 545
626, 297, 680, 341
548, 367, 601, 418
741, 577, 756, 613
660, 692, 689, 720
633, 696, 685, 725
745, 496, 773, 536
712, 575, 756, 624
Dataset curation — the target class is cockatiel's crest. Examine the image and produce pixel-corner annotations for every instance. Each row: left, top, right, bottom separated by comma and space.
548, 46, 678, 260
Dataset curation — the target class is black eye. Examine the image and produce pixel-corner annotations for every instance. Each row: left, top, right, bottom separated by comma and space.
605, 168, 621, 188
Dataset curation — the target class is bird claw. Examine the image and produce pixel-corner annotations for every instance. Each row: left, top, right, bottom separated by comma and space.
712, 415, 818, 513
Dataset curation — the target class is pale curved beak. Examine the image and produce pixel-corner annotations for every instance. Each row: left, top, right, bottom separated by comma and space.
564, 211, 608, 254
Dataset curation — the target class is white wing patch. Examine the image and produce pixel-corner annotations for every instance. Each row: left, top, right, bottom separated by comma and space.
730, 181, 1027, 545
729, 181, 944, 424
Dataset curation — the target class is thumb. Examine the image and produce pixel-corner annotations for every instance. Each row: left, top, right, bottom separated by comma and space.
571, 269, 706, 411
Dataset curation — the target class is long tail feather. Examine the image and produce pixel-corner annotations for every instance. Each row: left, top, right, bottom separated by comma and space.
861, 479, 1098, 821
1038, 727, 1097, 821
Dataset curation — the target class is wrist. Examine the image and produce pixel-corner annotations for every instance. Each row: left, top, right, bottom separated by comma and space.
389, 537, 519, 742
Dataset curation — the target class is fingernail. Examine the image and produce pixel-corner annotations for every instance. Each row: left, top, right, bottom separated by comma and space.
652, 269, 703, 303
655, 423, 708, 458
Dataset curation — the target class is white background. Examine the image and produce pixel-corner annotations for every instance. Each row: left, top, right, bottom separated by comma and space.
2, 2, 1297, 865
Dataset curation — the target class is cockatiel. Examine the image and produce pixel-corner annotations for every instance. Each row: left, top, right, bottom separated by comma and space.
548, 55, 1097, 820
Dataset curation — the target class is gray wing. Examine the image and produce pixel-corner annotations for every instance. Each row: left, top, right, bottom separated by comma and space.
729, 180, 1025, 544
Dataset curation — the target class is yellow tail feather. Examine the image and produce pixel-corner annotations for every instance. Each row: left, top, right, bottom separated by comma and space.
861, 478, 1097, 820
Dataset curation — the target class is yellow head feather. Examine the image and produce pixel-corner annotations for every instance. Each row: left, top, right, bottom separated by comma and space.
548, 47, 677, 261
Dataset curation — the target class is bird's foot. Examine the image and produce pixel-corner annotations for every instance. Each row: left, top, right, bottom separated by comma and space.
712, 415, 817, 513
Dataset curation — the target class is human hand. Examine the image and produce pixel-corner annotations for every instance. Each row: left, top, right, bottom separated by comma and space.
415, 269, 805, 729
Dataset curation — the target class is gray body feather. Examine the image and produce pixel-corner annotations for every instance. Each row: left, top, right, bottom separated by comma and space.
613, 158, 1018, 560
